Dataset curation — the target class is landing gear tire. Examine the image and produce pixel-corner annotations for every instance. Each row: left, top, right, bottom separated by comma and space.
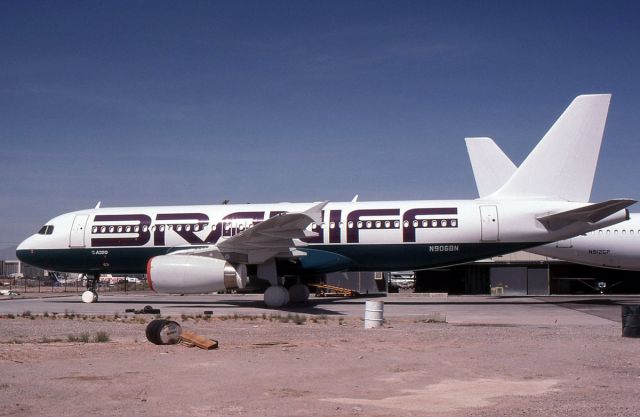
264, 286, 290, 308
81, 290, 98, 304
145, 319, 183, 345
288, 283, 310, 304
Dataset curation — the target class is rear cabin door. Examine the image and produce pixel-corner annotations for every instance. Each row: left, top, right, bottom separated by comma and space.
69, 215, 89, 247
480, 205, 499, 241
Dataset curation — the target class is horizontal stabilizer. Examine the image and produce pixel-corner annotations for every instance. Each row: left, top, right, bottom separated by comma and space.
537, 198, 635, 230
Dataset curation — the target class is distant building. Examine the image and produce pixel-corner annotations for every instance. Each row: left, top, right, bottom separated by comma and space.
0, 260, 46, 279
2, 260, 21, 277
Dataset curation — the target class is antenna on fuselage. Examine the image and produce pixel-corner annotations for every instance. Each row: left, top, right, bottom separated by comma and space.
222, 200, 229, 205
94, 201, 101, 209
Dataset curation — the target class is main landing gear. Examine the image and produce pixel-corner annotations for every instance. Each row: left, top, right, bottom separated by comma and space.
258, 261, 310, 308
81, 273, 100, 303
263, 282, 310, 308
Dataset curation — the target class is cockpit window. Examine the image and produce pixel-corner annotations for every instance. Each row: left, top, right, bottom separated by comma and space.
37, 225, 54, 235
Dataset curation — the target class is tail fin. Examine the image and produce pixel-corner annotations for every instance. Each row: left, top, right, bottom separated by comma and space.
465, 137, 516, 198
489, 94, 611, 202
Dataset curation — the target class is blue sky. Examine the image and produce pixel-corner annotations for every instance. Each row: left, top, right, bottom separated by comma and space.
1, 1, 640, 249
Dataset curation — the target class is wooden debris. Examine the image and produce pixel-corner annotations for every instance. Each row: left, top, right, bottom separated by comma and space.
179, 330, 219, 350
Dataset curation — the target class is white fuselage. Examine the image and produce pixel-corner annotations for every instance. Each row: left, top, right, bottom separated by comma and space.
530, 213, 640, 270
16, 199, 629, 275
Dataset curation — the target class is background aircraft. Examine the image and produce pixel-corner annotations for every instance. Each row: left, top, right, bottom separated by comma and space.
17, 95, 633, 307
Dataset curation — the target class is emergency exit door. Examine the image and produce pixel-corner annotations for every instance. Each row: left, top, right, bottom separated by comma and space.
69, 215, 89, 247
480, 205, 499, 241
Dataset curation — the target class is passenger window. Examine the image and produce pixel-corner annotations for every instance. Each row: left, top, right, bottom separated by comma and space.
117, 226, 123, 233
176, 225, 182, 231
432, 220, 437, 227
441, 220, 447, 227
101, 226, 107, 233
92, 226, 98, 233
357, 221, 363, 228
385, 220, 390, 228
412, 220, 418, 227
422, 220, 428, 227
451, 220, 457, 227
125, 226, 131, 233
185, 225, 191, 231
403, 220, 409, 228
366, 221, 372, 228
109, 226, 115, 233
348, 221, 354, 229
394, 220, 400, 228
375, 221, 381, 228
134, 226, 139, 232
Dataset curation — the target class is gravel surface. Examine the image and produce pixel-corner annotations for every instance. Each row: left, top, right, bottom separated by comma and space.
1, 311, 639, 417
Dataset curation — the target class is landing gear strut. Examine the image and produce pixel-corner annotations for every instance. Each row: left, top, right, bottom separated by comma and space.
81, 273, 100, 303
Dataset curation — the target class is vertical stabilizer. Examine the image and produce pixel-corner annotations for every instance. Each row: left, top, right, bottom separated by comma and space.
489, 94, 611, 202
465, 137, 516, 198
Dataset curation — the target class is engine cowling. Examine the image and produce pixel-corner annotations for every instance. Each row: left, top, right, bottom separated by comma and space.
147, 254, 247, 294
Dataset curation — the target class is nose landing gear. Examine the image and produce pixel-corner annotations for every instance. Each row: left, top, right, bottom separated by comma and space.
81, 273, 100, 303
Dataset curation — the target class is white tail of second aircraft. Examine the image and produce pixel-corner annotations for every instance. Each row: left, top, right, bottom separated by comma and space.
483, 94, 611, 202
465, 137, 517, 198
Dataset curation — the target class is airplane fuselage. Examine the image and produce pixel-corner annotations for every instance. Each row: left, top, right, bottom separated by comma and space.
530, 213, 640, 270
16, 199, 628, 275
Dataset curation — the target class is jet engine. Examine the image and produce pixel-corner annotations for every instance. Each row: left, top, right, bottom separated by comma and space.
147, 254, 247, 294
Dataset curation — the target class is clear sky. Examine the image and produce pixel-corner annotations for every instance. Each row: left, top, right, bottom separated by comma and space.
1, 1, 640, 250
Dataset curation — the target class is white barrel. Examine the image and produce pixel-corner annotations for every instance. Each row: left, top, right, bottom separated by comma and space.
364, 300, 384, 329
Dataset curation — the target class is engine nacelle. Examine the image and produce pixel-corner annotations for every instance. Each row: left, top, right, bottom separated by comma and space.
147, 254, 247, 294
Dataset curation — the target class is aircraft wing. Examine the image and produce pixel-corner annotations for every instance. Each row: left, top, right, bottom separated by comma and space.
537, 198, 636, 230
180, 201, 327, 264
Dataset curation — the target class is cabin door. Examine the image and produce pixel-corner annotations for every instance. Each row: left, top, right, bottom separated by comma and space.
69, 215, 89, 247
480, 205, 499, 241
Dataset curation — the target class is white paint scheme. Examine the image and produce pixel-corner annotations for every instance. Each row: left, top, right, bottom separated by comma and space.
17, 94, 635, 306
489, 94, 609, 202
466, 135, 640, 270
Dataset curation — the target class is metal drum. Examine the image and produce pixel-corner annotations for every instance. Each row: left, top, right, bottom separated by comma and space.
622, 305, 640, 338
364, 300, 384, 329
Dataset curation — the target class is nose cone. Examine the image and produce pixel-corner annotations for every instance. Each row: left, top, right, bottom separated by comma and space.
16, 236, 38, 265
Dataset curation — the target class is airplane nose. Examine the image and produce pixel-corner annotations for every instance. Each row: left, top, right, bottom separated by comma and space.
16, 236, 35, 263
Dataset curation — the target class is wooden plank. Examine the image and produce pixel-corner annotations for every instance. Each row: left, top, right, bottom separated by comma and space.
180, 330, 219, 350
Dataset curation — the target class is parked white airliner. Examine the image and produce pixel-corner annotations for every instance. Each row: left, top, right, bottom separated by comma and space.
466, 132, 640, 270
17, 94, 634, 307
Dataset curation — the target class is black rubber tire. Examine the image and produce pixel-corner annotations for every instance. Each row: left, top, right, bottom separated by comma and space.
145, 319, 168, 345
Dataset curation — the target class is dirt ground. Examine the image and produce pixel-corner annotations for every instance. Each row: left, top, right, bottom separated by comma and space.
1, 311, 639, 417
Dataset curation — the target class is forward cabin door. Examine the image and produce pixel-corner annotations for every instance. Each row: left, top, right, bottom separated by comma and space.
480, 205, 499, 241
69, 215, 89, 247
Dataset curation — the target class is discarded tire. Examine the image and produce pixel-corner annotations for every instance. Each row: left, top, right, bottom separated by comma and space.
622, 305, 640, 338
145, 319, 182, 345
